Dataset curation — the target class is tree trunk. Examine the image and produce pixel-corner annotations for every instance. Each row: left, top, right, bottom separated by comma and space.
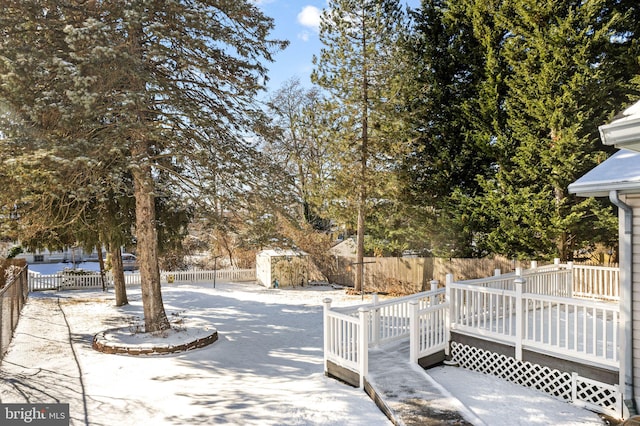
554, 185, 568, 261
132, 139, 170, 332
109, 245, 128, 307
126, 19, 169, 332
97, 244, 107, 292
355, 25, 369, 294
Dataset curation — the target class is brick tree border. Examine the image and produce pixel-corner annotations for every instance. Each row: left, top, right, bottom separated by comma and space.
92, 328, 218, 355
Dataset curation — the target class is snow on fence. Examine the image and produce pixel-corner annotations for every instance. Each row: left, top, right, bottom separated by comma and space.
28, 268, 256, 291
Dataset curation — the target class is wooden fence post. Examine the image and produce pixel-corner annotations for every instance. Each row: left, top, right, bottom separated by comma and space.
358, 307, 370, 388
323, 298, 332, 374
515, 277, 524, 361
409, 300, 419, 364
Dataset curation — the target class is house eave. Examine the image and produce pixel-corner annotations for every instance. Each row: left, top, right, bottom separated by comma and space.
599, 116, 640, 152
568, 181, 640, 198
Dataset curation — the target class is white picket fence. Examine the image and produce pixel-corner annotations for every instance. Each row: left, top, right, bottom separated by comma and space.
28, 268, 256, 291
323, 262, 622, 417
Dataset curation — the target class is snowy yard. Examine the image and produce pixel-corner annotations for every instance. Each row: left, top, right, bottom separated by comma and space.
0, 278, 607, 425
0, 282, 391, 425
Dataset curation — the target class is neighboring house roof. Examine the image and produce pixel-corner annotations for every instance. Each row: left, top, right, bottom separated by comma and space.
257, 249, 308, 258
329, 238, 357, 257
568, 149, 640, 197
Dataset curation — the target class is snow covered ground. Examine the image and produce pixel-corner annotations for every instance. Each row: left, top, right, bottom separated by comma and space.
0, 279, 607, 425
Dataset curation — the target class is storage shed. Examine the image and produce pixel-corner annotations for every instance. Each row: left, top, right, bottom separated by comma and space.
256, 249, 309, 288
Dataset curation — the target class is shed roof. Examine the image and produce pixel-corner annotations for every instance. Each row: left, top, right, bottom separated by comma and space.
568, 149, 640, 197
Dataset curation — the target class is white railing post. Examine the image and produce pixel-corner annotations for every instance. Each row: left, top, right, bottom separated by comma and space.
409, 300, 419, 364
514, 277, 524, 361
430, 280, 439, 306
530, 260, 537, 270
372, 293, 380, 347
566, 261, 574, 298
445, 274, 453, 356
554, 258, 561, 266
358, 307, 370, 388
323, 298, 332, 374
494, 269, 501, 276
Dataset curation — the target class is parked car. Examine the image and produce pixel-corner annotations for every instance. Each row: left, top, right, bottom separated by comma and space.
122, 253, 139, 271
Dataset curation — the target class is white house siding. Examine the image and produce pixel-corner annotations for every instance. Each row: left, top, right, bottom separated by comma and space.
623, 193, 640, 408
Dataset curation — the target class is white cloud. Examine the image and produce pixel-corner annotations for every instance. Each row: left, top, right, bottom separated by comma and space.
297, 5, 321, 33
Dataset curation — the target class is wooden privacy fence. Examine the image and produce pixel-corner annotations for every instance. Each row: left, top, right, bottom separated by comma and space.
28, 268, 257, 291
0, 263, 28, 360
329, 256, 534, 294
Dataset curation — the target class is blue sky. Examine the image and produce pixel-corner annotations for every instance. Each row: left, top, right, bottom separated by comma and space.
254, 0, 421, 95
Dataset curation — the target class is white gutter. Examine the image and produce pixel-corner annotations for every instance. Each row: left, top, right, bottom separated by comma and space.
599, 116, 640, 151
610, 190, 635, 412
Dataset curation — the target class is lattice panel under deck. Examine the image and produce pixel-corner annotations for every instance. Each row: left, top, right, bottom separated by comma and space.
450, 341, 622, 418
573, 374, 622, 418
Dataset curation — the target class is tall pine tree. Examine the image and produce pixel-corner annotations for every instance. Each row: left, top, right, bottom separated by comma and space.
312, 0, 407, 290
0, 1, 286, 331
400, 0, 495, 257
475, 0, 637, 260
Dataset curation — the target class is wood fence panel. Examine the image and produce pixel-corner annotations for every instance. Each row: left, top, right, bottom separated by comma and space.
331, 255, 533, 295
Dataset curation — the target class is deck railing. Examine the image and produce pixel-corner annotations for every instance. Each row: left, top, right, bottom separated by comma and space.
523, 293, 618, 367
28, 268, 257, 291
464, 262, 618, 301
448, 277, 619, 368
324, 285, 447, 386
324, 262, 620, 388
572, 265, 619, 301
323, 300, 369, 387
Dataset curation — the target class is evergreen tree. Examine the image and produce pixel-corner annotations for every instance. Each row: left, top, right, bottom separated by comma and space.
312, 0, 407, 290
400, 0, 496, 257
0, 1, 286, 331
474, 0, 637, 260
